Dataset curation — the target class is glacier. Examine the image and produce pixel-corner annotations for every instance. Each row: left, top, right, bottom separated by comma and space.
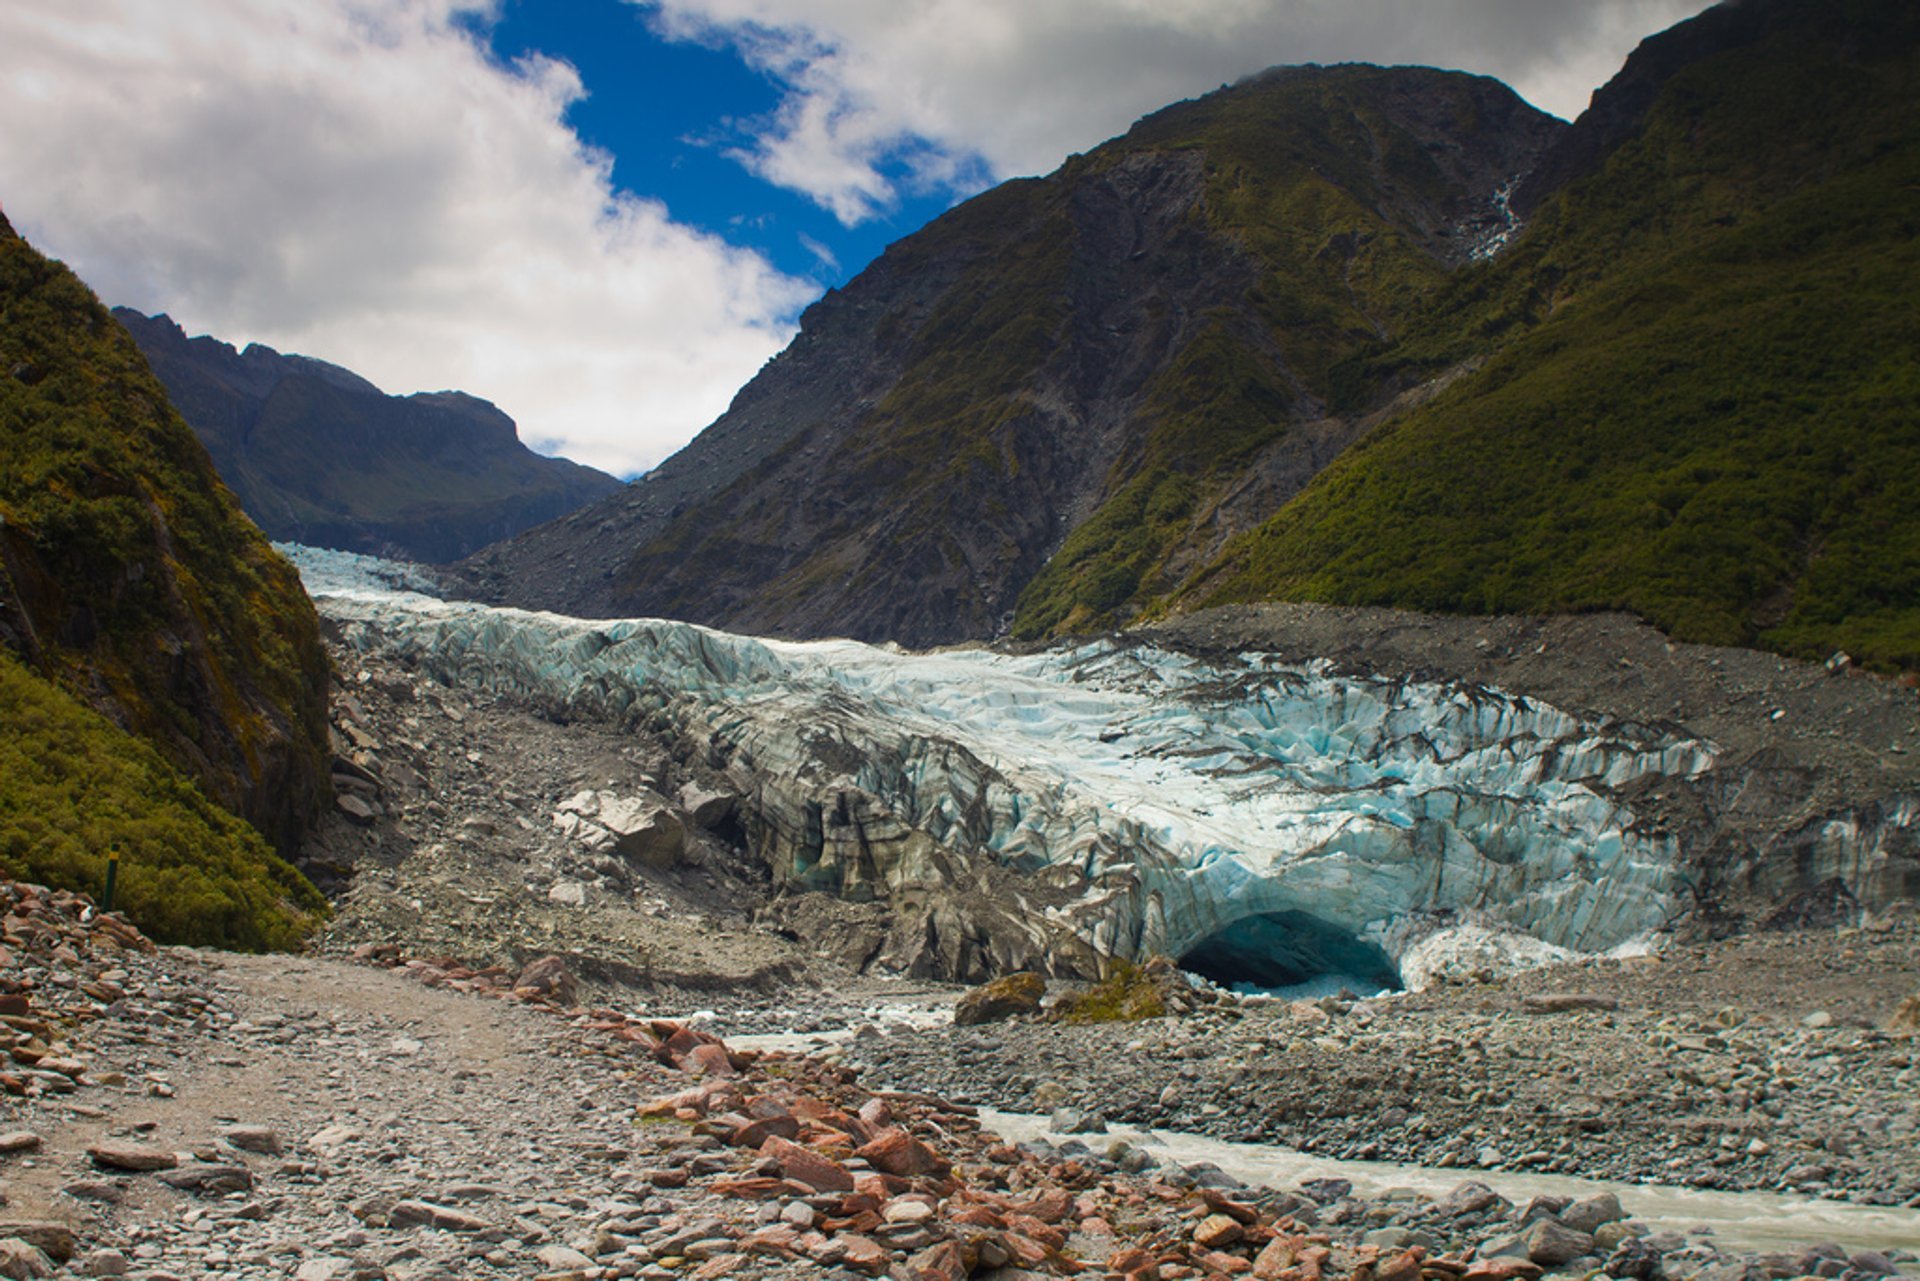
291, 545, 1719, 984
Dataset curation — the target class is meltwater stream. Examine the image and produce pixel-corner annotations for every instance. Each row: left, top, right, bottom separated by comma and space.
978, 1112, 1920, 1256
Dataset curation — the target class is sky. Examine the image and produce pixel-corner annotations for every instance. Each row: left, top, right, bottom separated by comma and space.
0, 0, 1714, 477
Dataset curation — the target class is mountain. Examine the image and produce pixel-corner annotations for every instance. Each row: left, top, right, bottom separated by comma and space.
462, 65, 1562, 644
0, 213, 327, 947
115, 309, 624, 564
1183, 0, 1920, 669
468, 0, 1919, 672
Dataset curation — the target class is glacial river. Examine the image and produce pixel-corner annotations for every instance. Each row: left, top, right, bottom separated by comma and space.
977, 1111, 1920, 1255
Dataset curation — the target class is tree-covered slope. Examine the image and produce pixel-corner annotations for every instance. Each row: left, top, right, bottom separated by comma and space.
1183, 0, 1920, 668
468, 66, 1559, 645
116, 310, 623, 564
0, 212, 330, 944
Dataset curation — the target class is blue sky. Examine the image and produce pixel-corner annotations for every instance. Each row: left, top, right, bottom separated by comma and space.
0, 0, 1712, 476
472, 0, 959, 287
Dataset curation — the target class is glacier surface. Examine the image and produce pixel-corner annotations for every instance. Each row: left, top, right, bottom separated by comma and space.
290, 544, 1717, 982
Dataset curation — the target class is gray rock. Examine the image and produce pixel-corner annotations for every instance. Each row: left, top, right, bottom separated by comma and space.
221, 1124, 283, 1155
1521, 1218, 1596, 1266
1559, 1191, 1625, 1234
597, 793, 685, 869
1048, 1107, 1105, 1135
389, 1200, 491, 1232
1594, 1219, 1648, 1251
0, 1238, 53, 1281
335, 792, 379, 826
0, 1226, 69, 1265
1436, 1180, 1507, 1218
158, 1163, 254, 1194
78, 1249, 130, 1278
677, 783, 738, 830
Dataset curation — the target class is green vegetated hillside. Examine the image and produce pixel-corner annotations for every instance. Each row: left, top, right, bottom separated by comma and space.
116, 309, 624, 564
1182, 0, 1920, 669
578, 65, 1558, 645
0, 212, 329, 947
0, 649, 323, 948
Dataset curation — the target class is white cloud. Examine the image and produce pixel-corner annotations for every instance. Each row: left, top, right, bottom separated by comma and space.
639, 0, 1716, 224
0, 0, 813, 476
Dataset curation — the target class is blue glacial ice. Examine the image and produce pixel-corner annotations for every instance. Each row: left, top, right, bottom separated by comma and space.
288, 544, 1718, 979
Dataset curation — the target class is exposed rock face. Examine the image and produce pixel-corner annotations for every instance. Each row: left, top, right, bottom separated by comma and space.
460, 66, 1562, 645
302, 547, 1908, 985
114, 309, 622, 564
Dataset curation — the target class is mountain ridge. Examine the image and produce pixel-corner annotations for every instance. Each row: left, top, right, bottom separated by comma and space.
462, 63, 1561, 644
116, 309, 624, 564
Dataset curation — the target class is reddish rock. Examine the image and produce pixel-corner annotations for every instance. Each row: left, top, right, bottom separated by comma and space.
690, 1253, 747, 1280
728, 1113, 800, 1147
682, 1043, 736, 1076
837, 1234, 891, 1274
1462, 1260, 1544, 1281
1255, 1240, 1301, 1280
1016, 1187, 1076, 1224
857, 1096, 894, 1128
1199, 1249, 1255, 1274
1201, 1189, 1262, 1225
857, 1128, 951, 1179
512, 955, 577, 1006
709, 1176, 786, 1198
1377, 1249, 1425, 1281
910, 1240, 967, 1281
760, 1135, 854, 1192
1196, 1213, 1246, 1249
87, 1141, 178, 1172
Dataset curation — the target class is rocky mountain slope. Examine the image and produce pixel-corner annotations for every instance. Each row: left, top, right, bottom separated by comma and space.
116, 310, 622, 564
462, 65, 1561, 644
465, 0, 1919, 672
0, 213, 327, 946
1188, 0, 1920, 670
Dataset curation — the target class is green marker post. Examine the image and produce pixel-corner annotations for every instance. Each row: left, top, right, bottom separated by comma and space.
103, 846, 119, 912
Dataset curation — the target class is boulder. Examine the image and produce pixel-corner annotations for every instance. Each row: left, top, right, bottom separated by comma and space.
1519, 1218, 1595, 1266
0, 1239, 53, 1280
514, 955, 578, 1007
679, 782, 738, 830
598, 794, 685, 869
1558, 1191, 1625, 1234
334, 793, 378, 826
953, 972, 1046, 1026
0, 1223, 71, 1263
1885, 993, 1920, 1035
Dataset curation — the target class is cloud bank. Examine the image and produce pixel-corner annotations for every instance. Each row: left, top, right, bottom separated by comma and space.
643, 0, 1714, 224
1, 0, 1715, 474
0, 0, 812, 476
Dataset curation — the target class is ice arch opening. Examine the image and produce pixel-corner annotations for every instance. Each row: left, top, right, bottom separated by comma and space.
1178, 910, 1402, 997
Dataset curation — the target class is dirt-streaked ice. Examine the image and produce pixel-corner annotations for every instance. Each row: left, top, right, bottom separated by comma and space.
290, 544, 1716, 980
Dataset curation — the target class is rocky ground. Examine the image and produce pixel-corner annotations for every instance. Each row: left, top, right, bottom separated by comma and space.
6, 882, 1917, 1281
844, 922, 1920, 1204
14, 601, 1916, 1277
